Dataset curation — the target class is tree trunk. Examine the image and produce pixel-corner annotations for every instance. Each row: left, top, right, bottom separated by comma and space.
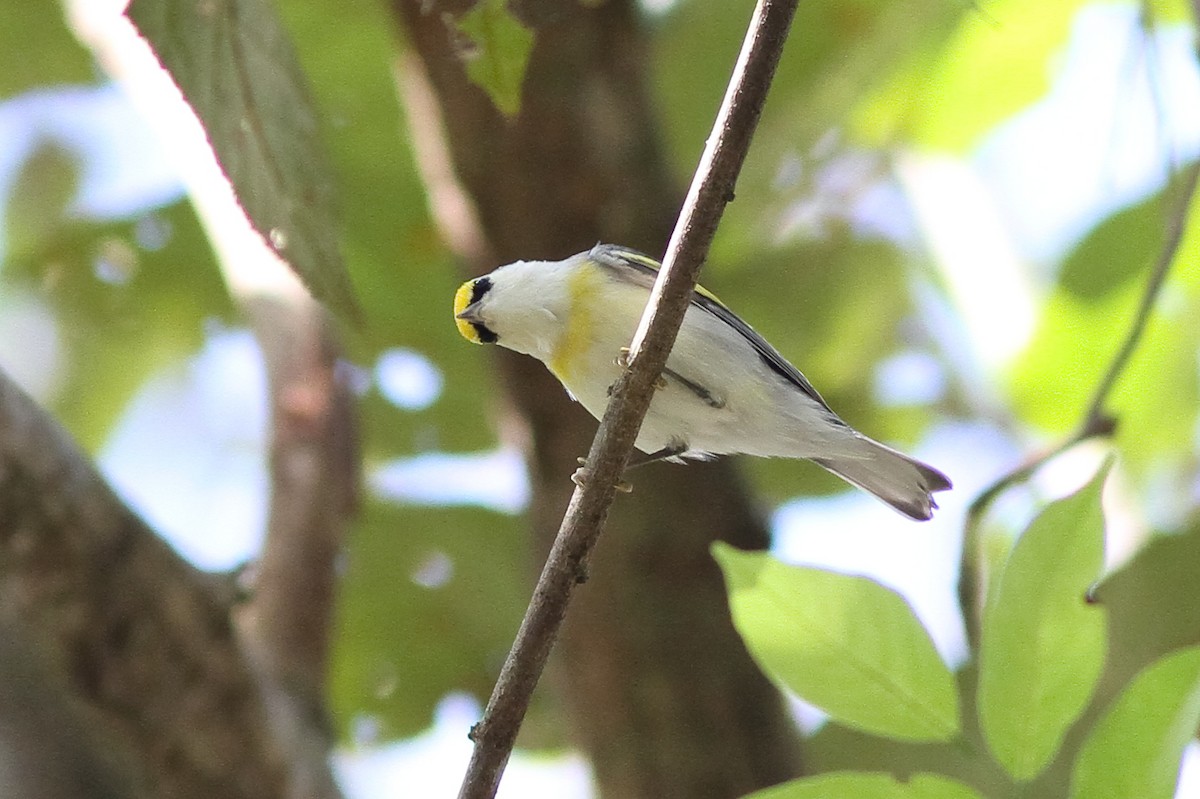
392, 2, 805, 795
0, 368, 287, 799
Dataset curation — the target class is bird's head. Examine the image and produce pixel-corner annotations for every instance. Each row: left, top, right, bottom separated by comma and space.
453, 259, 574, 360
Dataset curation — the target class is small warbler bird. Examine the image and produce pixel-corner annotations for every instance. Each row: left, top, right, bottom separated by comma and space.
454, 244, 951, 520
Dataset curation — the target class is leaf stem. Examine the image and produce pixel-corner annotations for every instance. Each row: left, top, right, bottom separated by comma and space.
958, 160, 1200, 650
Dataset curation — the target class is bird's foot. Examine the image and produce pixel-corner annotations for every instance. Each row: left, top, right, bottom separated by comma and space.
572, 460, 633, 493
625, 441, 689, 469
614, 348, 667, 390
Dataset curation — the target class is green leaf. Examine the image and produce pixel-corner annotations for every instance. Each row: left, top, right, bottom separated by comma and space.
713, 543, 960, 742
1011, 283, 1200, 473
2, 199, 233, 451
745, 771, 984, 799
1096, 521, 1200, 687
655, 0, 968, 172
1059, 190, 1167, 301
1071, 646, 1200, 799
977, 462, 1109, 781
126, 0, 360, 318
859, 0, 1087, 151
455, 0, 534, 117
0, 5, 95, 98
1014, 172, 1200, 466
3, 143, 79, 263
330, 499, 549, 740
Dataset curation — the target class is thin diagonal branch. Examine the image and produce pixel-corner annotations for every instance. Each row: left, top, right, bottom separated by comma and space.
1080, 165, 1199, 428
456, 1, 800, 797
959, 159, 1200, 650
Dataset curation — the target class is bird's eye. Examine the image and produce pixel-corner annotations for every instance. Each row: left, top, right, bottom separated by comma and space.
470, 276, 493, 304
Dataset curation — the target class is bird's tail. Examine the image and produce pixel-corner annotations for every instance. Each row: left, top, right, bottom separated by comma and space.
812, 436, 952, 521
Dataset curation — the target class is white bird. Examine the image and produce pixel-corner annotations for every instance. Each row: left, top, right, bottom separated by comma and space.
454, 244, 951, 520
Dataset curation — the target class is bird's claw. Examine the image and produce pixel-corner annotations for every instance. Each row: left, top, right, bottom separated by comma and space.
572, 466, 633, 494
614, 348, 666, 390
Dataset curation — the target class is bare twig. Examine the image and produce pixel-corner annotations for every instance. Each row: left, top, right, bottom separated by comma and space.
456, 1, 800, 797
958, 160, 1200, 649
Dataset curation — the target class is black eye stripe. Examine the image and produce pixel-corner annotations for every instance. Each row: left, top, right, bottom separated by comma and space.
470, 276, 492, 305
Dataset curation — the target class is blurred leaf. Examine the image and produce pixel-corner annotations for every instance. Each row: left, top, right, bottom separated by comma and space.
2, 199, 232, 451
1011, 288, 1128, 432
655, 0, 967, 171
1097, 522, 1200, 682
127, 0, 360, 318
455, 0, 534, 117
1012, 242, 1200, 473
1070, 646, 1200, 799
714, 543, 960, 742
273, 0, 497, 459
329, 499, 555, 741
745, 772, 984, 799
715, 235, 909, 390
1145, 0, 1193, 21
977, 462, 1108, 781
859, 0, 1086, 151
0, 5, 94, 98
1059, 191, 1165, 300
3, 142, 79, 262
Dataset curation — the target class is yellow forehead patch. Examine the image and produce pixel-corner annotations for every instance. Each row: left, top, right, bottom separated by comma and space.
453, 280, 483, 344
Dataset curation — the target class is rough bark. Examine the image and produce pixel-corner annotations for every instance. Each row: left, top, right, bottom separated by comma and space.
392, 1, 804, 795
0, 367, 287, 799
0, 301, 355, 798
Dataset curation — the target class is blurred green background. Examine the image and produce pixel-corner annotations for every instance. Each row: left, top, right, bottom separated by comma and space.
3, 0, 1200, 795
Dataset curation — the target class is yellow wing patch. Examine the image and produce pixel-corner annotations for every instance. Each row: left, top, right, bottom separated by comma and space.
593, 244, 728, 307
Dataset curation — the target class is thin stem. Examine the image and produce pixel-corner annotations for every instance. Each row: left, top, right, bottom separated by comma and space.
958, 160, 1200, 650
455, 2, 800, 797
1082, 162, 1200, 427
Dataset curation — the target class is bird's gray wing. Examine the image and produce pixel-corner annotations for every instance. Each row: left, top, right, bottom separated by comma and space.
590, 243, 835, 413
